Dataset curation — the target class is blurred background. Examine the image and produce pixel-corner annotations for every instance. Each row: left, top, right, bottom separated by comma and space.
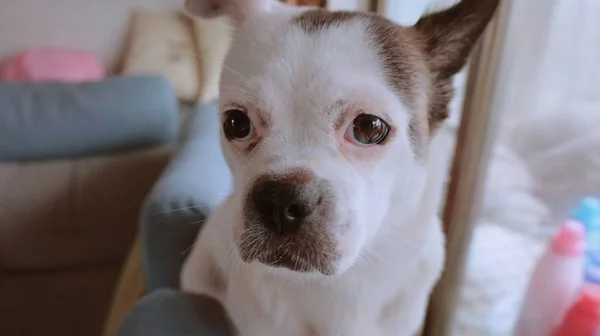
1, 0, 599, 335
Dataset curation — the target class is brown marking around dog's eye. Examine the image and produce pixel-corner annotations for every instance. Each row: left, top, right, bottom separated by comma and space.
245, 137, 262, 155
333, 113, 346, 131
327, 99, 346, 131
305, 322, 318, 336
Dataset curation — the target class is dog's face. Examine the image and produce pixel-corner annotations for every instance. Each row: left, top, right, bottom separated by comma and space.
187, 0, 499, 276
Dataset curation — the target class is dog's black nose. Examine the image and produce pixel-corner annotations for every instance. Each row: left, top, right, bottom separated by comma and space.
249, 171, 323, 235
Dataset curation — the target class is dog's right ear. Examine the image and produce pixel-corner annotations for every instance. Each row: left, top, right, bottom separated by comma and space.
185, 0, 275, 25
414, 0, 500, 77
411, 0, 500, 130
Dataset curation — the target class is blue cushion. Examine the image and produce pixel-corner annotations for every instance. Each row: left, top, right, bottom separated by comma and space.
141, 104, 232, 290
0, 75, 179, 161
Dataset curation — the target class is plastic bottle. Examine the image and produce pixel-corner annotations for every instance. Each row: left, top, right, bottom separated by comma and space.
572, 197, 600, 283
514, 220, 586, 336
553, 284, 600, 336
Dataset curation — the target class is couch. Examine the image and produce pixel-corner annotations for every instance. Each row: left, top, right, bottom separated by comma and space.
0, 75, 179, 336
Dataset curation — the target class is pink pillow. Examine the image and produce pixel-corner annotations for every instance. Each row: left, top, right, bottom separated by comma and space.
0, 49, 106, 83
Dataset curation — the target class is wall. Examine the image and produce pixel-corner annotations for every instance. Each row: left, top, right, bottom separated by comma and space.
0, 0, 182, 71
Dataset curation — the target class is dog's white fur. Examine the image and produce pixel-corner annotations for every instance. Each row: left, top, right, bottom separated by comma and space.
181, 1, 495, 335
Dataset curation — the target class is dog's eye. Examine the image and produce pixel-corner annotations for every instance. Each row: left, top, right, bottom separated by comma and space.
348, 114, 390, 145
223, 109, 253, 140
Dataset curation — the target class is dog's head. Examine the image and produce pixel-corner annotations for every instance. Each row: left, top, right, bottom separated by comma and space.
187, 0, 499, 276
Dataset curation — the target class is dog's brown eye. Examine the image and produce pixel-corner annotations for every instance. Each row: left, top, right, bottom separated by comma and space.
223, 109, 253, 140
350, 114, 390, 145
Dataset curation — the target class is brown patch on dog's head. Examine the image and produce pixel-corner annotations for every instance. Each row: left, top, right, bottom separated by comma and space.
294, 10, 356, 32
294, 0, 499, 150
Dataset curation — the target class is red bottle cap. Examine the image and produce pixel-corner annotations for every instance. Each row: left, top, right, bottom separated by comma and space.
551, 220, 585, 256
554, 285, 600, 336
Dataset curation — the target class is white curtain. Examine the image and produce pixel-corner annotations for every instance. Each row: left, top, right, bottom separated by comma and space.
501, 0, 600, 224
377, 1, 600, 335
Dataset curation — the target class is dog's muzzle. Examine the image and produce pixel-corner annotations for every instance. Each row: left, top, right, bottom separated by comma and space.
241, 169, 339, 274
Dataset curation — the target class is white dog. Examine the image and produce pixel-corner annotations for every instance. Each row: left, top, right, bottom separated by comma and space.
181, 0, 499, 335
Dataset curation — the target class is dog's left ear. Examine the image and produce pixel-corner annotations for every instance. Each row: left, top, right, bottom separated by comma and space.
412, 0, 500, 128
185, 0, 275, 25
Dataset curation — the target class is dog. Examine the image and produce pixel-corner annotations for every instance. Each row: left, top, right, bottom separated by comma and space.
181, 0, 499, 335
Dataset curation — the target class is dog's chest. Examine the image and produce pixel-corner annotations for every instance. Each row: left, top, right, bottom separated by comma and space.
223, 272, 396, 336
217, 251, 435, 336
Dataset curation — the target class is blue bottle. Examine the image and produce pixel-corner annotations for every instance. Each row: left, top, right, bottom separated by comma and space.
572, 197, 600, 283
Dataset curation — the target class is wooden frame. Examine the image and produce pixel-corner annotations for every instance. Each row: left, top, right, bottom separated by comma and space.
281, 0, 327, 7
422, 1, 513, 335
102, 236, 145, 336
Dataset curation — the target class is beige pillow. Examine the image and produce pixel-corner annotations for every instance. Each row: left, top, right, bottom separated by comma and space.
191, 17, 234, 104
123, 10, 200, 102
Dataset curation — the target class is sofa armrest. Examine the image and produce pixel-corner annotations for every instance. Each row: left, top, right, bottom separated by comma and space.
0, 146, 171, 271
141, 104, 232, 291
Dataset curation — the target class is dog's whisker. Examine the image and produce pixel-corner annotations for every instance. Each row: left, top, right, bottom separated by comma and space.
200, 222, 233, 235
365, 248, 393, 269
292, 250, 302, 274
357, 254, 377, 269
181, 242, 197, 255
193, 52, 248, 81
240, 227, 255, 254
276, 272, 286, 294
223, 241, 243, 281
151, 204, 206, 215
225, 244, 239, 266
384, 230, 419, 248
222, 64, 248, 81
230, 145, 254, 165
239, 226, 265, 261
210, 263, 227, 298
219, 84, 254, 100
224, 251, 238, 277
